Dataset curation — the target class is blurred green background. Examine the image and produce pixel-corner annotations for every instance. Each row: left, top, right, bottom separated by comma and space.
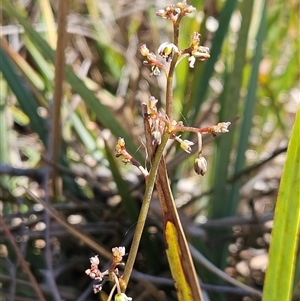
0, 0, 299, 300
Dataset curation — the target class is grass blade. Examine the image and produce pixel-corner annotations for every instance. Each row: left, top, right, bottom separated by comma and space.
229, 0, 267, 214
262, 107, 300, 301
0, 46, 47, 144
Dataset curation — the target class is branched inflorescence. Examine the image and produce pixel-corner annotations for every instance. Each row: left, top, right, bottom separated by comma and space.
86, 1, 231, 299
116, 0, 230, 177
85, 247, 132, 301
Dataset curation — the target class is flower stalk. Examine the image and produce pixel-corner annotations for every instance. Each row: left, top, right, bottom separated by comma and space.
85, 1, 231, 299
121, 131, 170, 288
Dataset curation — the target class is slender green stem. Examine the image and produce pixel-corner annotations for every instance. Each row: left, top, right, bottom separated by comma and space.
166, 52, 179, 120
166, 18, 182, 119
121, 131, 170, 289
123, 6, 184, 292
173, 23, 180, 47
173, 15, 184, 47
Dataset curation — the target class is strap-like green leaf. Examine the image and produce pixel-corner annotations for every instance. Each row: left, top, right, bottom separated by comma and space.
263, 107, 300, 300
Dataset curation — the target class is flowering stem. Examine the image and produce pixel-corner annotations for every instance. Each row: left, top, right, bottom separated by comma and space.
122, 6, 187, 290
166, 15, 182, 120
166, 52, 179, 121
173, 23, 180, 46
121, 131, 170, 290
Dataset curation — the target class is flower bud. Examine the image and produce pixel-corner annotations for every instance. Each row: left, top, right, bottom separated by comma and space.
115, 137, 126, 157
194, 156, 208, 176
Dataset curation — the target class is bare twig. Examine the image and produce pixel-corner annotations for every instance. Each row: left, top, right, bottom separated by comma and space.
22, 186, 112, 260
50, 0, 68, 195
189, 244, 262, 297
0, 215, 47, 301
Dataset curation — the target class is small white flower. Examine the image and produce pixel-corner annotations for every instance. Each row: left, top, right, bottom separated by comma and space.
89, 255, 99, 266
174, 135, 194, 153
112, 246, 126, 257
180, 139, 194, 153
158, 42, 179, 62
217, 122, 231, 133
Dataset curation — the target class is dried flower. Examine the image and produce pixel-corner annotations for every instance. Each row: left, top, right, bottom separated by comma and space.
140, 44, 150, 56
191, 32, 201, 46
152, 130, 162, 145
150, 66, 161, 76
183, 32, 211, 67
150, 114, 164, 146
115, 137, 126, 157
140, 44, 165, 76
140, 44, 157, 63
148, 96, 158, 116
194, 156, 208, 176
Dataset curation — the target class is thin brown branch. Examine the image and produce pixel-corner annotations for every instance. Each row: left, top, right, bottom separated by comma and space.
229, 145, 288, 182
189, 244, 262, 297
50, 0, 68, 195
22, 187, 112, 260
0, 215, 47, 301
